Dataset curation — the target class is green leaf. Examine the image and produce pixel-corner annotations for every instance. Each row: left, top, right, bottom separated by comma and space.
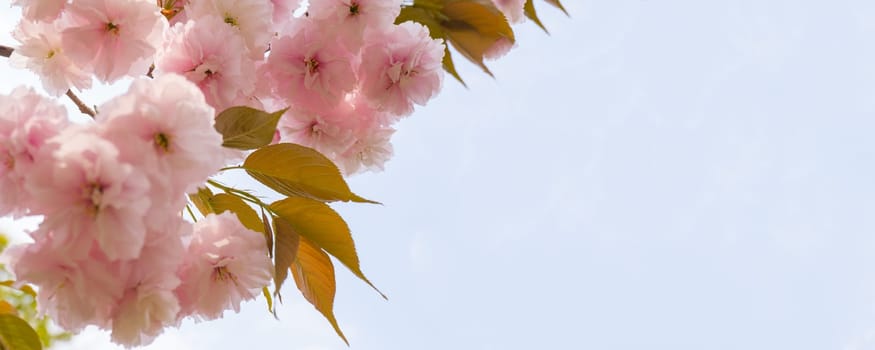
271, 198, 385, 299
214, 106, 286, 150
524, 0, 549, 33
272, 216, 300, 298
291, 236, 347, 345
543, 0, 569, 15
0, 314, 42, 350
208, 193, 265, 234
243, 143, 376, 203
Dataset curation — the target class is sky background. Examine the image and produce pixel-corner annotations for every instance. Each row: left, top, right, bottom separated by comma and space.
4, 1, 875, 349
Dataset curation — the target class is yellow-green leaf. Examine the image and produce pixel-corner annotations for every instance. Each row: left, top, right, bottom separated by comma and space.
0, 301, 15, 316
543, 0, 568, 15
243, 143, 375, 203
261, 208, 274, 258
524, 0, 548, 33
291, 236, 347, 345
440, 0, 515, 76
0, 314, 42, 350
188, 187, 214, 216
442, 45, 467, 87
271, 197, 385, 299
208, 193, 265, 234
261, 286, 277, 318
214, 106, 287, 150
272, 216, 300, 298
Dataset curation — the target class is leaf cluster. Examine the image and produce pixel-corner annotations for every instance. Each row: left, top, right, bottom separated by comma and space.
191, 106, 386, 344
397, 0, 569, 86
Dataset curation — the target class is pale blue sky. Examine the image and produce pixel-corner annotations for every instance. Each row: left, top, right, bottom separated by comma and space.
4, 1, 875, 349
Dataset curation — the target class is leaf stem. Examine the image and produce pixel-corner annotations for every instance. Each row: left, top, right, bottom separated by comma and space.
184, 204, 198, 222
219, 165, 243, 172
206, 179, 276, 214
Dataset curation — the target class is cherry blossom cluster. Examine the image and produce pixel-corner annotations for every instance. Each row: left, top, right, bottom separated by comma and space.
10, 0, 451, 175
2, 75, 272, 346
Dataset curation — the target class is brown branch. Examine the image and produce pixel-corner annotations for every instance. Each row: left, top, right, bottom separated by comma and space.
65, 90, 96, 118
2, 44, 97, 118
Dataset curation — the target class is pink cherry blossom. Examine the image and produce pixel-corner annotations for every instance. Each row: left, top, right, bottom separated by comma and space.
10, 20, 92, 96
97, 74, 226, 195
176, 212, 272, 320
61, 0, 166, 83
10, 236, 129, 331
187, 0, 274, 60
11, 0, 66, 22
26, 126, 151, 261
277, 107, 356, 159
156, 18, 256, 111
493, 0, 525, 24
0, 87, 68, 217
270, 0, 298, 30
110, 285, 180, 347
359, 21, 444, 117
110, 228, 186, 347
308, 0, 402, 50
266, 19, 357, 113
336, 124, 395, 175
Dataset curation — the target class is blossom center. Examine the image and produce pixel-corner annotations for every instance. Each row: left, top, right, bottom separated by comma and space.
154, 132, 171, 153
105, 22, 120, 35
224, 14, 239, 27
2, 152, 14, 170
46, 50, 55, 59
85, 182, 104, 214
349, 2, 360, 16
305, 58, 320, 74
212, 266, 237, 283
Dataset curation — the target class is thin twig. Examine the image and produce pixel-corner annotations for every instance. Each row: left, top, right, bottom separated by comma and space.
2, 44, 97, 118
65, 90, 96, 118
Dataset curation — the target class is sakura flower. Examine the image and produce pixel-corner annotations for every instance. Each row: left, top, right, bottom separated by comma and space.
266, 20, 357, 113
156, 18, 256, 111
61, 0, 166, 83
336, 125, 395, 175
11, 0, 66, 22
97, 74, 225, 196
109, 221, 188, 346
10, 236, 130, 331
111, 285, 180, 347
26, 127, 151, 261
359, 21, 444, 117
0, 87, 68, 217
308, 0, 402, 50
277, 107, 355, 159
10, 20, 92, 96
187, 0, 274, 60
270, 0, 298, 30
176, 212, 272, 320
492, 0, 525, 24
